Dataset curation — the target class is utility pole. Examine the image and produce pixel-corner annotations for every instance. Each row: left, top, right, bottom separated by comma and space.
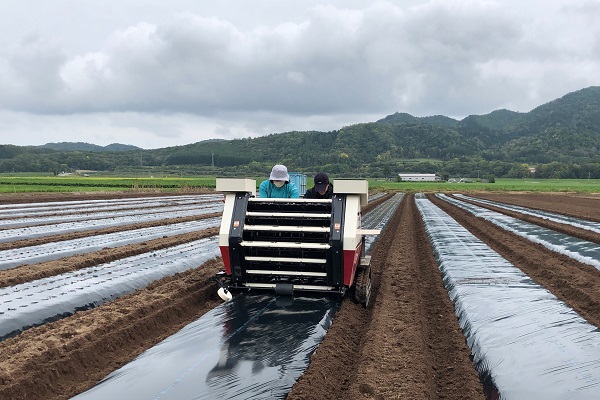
211, 153, 214, 168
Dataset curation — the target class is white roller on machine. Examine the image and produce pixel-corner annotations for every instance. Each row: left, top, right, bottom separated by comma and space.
213, 178, 379, 306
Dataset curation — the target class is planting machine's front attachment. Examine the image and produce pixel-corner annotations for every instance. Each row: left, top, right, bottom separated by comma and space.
214, 178, 378, 305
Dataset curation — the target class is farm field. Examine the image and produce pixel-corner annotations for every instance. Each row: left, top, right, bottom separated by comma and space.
0, 190, 599, 399
368, 178, 600, 193
0, 176, 216, 193
1, 175, 600, 194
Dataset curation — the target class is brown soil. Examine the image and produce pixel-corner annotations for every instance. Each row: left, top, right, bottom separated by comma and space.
1, 191, 599, 399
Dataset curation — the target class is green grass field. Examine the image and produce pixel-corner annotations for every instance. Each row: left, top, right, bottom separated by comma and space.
0, 175, 598, 194
0, 176, 215, 193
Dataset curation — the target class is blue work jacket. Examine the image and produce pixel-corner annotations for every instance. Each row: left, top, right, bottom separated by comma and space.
258, 180, 299, 198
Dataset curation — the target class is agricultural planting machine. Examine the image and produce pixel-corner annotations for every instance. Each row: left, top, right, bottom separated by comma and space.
214, 178, 379, 306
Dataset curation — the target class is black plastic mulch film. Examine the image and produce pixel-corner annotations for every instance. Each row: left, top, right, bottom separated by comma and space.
72, 294, 340, 400
439, 194, 600, 269
0, 200, 223, 243
0, 195, 206, 219
0, 237, 220, 341
454, 193, 600, 234
0, 218, 220, 271
416, 194, 600, 399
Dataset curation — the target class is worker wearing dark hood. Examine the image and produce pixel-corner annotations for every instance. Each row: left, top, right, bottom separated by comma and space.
304, 172, 334, 199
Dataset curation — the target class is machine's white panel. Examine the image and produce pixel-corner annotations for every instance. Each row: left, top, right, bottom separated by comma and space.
358, 229, 381, 235
245, 256, 326, 264
244, 283, 336, 291
333, 179, 368, 207
343, 194, 362, 251
218, 193, 236, 247
216, 178, 256, 196
246, 270, 327, 277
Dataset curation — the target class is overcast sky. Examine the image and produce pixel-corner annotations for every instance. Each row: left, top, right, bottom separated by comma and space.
0, 1, 598, 149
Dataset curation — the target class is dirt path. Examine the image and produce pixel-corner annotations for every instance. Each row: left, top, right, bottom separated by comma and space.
1, 191, 599, 399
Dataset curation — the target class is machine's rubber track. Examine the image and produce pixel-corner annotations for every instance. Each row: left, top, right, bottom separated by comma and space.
354, 263, 372, 307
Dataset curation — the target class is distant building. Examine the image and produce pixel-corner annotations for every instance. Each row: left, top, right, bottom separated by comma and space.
398, 173, 439, 182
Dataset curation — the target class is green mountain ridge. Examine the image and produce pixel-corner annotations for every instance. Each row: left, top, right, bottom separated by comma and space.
460, 109, 525, 131
376, 112, 459, 127
38, 142, 142, 152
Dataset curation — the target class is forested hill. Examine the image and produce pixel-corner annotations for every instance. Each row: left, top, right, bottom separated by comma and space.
156, 86, 600, 167
376, 112, 459, 127
0, 86, 599, 178
40, 142, 141, 152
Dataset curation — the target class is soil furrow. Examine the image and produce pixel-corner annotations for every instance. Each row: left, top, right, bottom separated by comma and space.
345, 194, 483, 400
286, 195, 404, 400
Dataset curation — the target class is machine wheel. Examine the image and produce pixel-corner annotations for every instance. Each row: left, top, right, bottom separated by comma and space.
354, 265, 372, 307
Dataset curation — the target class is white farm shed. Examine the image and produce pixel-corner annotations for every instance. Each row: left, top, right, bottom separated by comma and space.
398, 173, 439, 182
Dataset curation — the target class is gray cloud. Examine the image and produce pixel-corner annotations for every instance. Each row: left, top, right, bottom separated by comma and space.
0, 1, 599, 147
2, 34, 67, 111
